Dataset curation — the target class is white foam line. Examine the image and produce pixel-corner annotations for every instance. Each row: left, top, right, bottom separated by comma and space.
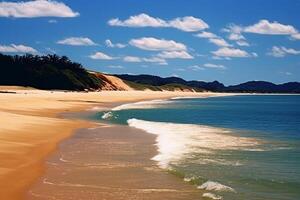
202, 192, 223, 200
198, 181, 235, 192
127, 118, 261, 169
42, 178, 195, 193
111, 99, 171, 111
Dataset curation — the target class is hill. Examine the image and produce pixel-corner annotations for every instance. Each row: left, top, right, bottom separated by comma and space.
0, 54, 103, 91
115, 74, 300, 93
1, 53, 299, 93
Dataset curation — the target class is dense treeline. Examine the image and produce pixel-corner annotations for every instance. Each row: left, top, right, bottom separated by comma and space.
0, 53, 102, 90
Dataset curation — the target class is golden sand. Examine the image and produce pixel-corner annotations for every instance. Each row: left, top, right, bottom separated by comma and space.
0, 87, 231, 199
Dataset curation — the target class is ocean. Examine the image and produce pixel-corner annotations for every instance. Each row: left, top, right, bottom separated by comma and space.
97, 95, 300, 200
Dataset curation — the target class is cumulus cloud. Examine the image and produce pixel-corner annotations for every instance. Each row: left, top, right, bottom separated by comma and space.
123, 55, 167, 65
157, 51, 193, 59
268, 46, 300, 57
123, 56, 142, 62
108, 13, 208, 32
212, 47, 252, 58
57, 37, 97, 46
105, 39, 126, 48
89, 52, 115, 60
244, 20, 298, 35
236, 40, 250, 46
0, 44, 38, 54
168, 16, 209, 32
188, 65, 204, 71
143, 57, 168, 65
223, 24, 249, 46
225, 20, 300, 44
203, 63, 226, 69
0, 0, 79, 18
209, 38, 231, 47
290, 33, 300, 40
195, 31, 231, 47
195, 31, 218, 39
108, 13, 167, 27
129, 37, 187, 51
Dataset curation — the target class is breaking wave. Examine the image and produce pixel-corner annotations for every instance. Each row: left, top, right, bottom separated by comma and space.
127, 118, 261, 169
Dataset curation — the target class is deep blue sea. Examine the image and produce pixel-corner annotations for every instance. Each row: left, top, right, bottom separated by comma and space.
97, 95, 300, 200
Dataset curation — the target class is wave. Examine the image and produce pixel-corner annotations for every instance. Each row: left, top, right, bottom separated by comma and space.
198, 181, 235, 192
111, 99, 171, 111
127, 118, 261, 169
202, 192, 223, 200
193, 158, 243, 166
101, 111, 113, 119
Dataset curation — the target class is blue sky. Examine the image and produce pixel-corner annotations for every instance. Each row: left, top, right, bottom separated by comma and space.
1, 0, 300, 85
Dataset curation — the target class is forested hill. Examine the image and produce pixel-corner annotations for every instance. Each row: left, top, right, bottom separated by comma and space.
115, 74, 300, 93
0, 54, 102, 90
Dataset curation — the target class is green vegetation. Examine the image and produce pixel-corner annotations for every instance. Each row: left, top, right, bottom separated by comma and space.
0, 54, 103, 90
125, 80, 202, 92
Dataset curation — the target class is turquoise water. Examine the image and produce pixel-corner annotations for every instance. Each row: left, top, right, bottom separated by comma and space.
96, 95, 300, 200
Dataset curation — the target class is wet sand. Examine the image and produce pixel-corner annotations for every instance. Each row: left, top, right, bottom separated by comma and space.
0, 87, 234, 199
27, 125, 201, 200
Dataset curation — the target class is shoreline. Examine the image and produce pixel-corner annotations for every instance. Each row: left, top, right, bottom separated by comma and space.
0, 88, 234, 199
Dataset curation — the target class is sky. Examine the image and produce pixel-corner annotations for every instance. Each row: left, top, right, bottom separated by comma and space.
0, 0, 300, 85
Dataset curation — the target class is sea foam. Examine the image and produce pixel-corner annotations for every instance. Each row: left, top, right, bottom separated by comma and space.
202, 192, 223, 200
111, 99, 171, 111
198, 181, 235, 192
101, 111, 113, 119
127, 118, 260, 169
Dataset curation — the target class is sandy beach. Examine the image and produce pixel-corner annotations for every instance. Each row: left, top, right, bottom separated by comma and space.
0, 87, 231, 199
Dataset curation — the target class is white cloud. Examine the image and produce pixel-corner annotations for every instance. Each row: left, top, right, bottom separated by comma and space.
143, 57, 168, 65
203, 63, 226, 69
188, 65, 204, 71
57, 37, 97, 46
129, 37, 187, 51
291, 33, 300, 40
108, 13, 167, 27
224, 24, 249, 46
209, 38, 231, 47
89, 52, 115, 60
228, 32, 245, 41
0, 44, 38, 54
195, 31, 218, 39
123, 55, 168, 65
195, 31, 231, 47
168, 16, 209, 32
268, 46, 300, 57
108, 13, 208, 32
244, 20, 298, 35
123, 56, 142, 62
0, 0, 79, 18
157, 51, 193, 59
236, 40, 250, 46
105, 39, 126, 48
225, 20, 300, 44
212, 47, 251, 58
107, 65, 124, 69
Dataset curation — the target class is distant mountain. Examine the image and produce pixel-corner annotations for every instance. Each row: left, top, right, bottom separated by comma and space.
1, 53, 299, 93
115, 74, 300, 93
225, 81, 300, 93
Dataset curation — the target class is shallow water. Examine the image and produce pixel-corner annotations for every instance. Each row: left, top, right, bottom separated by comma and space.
98, 95, 300, 200
28, 125, 201, 200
